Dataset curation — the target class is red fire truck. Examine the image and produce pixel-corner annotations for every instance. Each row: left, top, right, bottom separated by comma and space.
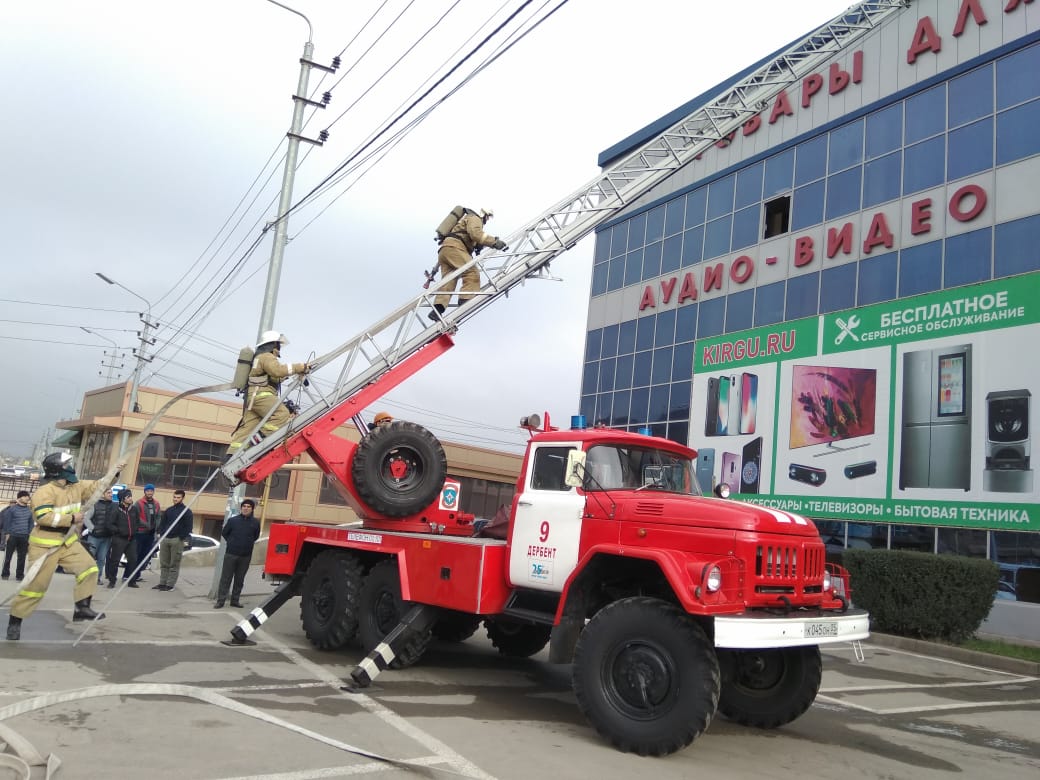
218, 2, 901, 754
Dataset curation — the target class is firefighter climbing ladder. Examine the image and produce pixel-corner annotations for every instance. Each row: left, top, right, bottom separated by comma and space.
221, 0, 908, 483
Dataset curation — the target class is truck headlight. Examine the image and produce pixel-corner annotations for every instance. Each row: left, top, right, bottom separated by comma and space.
706, 565, 722, 592
823, 569, 832, 592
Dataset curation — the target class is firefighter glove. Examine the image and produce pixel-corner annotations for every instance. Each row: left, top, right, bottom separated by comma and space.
492, 238, 508, 251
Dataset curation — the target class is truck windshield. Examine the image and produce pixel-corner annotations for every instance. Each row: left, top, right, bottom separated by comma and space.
584, 444, 698, 495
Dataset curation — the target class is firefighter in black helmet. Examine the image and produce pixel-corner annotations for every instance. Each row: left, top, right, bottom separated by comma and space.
6, 452, 124, 641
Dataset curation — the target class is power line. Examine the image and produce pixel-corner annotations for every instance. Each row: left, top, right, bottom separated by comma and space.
0, 299, 138, 314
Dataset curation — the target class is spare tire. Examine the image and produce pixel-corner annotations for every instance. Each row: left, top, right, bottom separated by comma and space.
351, 420, 447, 517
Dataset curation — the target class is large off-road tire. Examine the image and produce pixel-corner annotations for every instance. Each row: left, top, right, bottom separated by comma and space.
432, 610, 483, 643
300, 550, 363, 650
351, 421, 446, 517
485, 618, 552, 658
572, 597, 720, 756
717, 646, 822, 729
358, 559, 431, 669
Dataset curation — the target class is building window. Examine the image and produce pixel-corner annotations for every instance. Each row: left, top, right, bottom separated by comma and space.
607, 256, 625, 291
318, 474, 349, 505
615, 354, 633, 391
671, 343, 694, 382
996, 42, 1040, 110
651, 347, 674, 385
675, 304, 697, 342
609, 222, 628, 257
763, 148, 794, 197
995, 214, 1040, 278
633, 350, 653, 388
754, 281, 785, 326
726, 288, 754, 333
79, 430, 115, 480
996, 98, 1040, 165
601, 323, 619, 357
636, 314, 656, 352
707, 175, 735, 221
863, 151, 901, 208
947, 117, 993, 181
584, 328, 602, 361
820, 263, 857, 313
703, 215, 732, 260
665, 198, 685, 236
857, 251, 898, 305
899, 240, 943, 297
654, 309, 676, 347
618, 319, 637, 354
902, 136, 946, 195
697, 297, 726, 338
948, 64, 993, 128
681, 225, 704, 266
611, 390, 631, 427
591, 263, 608, 296
646, 205, 665, 243
866, 102, 903, 159
731, 205, 760, 250
785, 272, 820, 320
763, 195, 791, 238
598, 358, 616, 393
642, 241, 662, 280
624, 249, 644, 287
828, 119, 863, 173
905, 84, 946, 143
795, 135, 827, 185
662, 233, 683, 274
629, 387, 650, 425
735, 161, 764, 209
581, 361, 597, 396
944, 227, 992, 288
649, 385, 670, 423
669, 380, 691, 420
824, 166, 862, 220
791, 181, 825, 231
594, 232, 610, 264
684, 188, 707, 227
134, 435, 236, 496
627, 213, 647, 251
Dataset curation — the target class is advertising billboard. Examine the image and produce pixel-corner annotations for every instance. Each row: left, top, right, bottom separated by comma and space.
690, 272, 1040, 533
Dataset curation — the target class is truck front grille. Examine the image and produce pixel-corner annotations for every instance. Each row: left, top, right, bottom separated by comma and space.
755, 544, 824, 582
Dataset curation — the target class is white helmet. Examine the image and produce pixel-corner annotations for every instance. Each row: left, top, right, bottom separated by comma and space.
478, 207, 494, 221
256, 330, 289, 349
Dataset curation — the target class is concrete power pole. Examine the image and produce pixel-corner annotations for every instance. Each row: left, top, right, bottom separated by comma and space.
211, 3, 337, 599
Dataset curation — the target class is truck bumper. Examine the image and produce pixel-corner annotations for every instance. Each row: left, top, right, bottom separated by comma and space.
714, 608, 869, 649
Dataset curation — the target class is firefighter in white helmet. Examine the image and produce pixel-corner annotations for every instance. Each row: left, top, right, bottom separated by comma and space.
226, 331, 310, 455
429, 207, 509, 321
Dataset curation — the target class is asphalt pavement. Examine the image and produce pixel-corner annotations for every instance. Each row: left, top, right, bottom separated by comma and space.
1, 563, 1038, 780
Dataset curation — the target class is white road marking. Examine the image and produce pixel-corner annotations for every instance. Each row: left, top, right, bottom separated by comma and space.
822, 676, 1038, 693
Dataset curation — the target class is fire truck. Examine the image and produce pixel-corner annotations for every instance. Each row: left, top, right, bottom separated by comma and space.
219, 1, 901, 755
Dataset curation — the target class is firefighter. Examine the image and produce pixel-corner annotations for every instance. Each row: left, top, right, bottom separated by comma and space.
368, 411, 393, 431
430, 207, 509, 321
226, 330, 310, 455
6, 452, 122, 641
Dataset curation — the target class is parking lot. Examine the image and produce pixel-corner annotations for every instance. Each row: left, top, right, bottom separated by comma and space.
2, 564, 1038, 780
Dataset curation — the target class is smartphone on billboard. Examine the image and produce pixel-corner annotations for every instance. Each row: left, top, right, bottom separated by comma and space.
741, 436, 763, 494
721, 452, 741, 493
728, 375, 741, 436
696, 448, 715, 493
740, 372, 758, 434
717, 376, 729, 435
705, 378, 720, 437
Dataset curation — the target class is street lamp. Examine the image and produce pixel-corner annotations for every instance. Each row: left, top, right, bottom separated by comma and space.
80, 326, 122, 384
95, 272, 155, 457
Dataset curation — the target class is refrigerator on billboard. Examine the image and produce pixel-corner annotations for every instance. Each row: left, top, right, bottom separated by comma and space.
899, 345, 972, 490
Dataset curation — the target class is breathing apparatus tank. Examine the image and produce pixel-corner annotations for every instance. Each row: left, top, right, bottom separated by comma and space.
232, 346, 255, 394
434, 205, 467, 242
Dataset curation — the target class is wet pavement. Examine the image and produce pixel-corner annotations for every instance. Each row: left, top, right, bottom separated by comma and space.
1, 564, 1038, 779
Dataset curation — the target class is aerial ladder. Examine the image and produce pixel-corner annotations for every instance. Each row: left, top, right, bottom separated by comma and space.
221, 0, 908, 504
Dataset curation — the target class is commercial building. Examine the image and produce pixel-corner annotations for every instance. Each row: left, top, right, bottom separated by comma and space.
581, 0, 1040, 598
53, 382, 520, 539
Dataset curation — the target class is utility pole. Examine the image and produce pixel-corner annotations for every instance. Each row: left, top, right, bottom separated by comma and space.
211, 0, 338, 599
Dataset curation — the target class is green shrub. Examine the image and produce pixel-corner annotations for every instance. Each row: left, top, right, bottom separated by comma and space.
842, 549, 999, 643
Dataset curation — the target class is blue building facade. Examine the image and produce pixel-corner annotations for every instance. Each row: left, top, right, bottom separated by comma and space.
581, 1, 1040, 579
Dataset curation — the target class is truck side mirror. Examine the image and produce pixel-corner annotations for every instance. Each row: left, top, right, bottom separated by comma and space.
565, 450, 586, 488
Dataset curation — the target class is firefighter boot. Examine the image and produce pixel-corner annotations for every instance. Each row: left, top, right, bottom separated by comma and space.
73, 597, 106, 622
428, 303, 445, 322
6, 616, 22, 641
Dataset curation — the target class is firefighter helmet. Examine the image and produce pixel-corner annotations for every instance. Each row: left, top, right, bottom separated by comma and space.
256, 330, 289, 350
479, 207, 494, 221
373, 411, 393, 425
42, 451, 78, 483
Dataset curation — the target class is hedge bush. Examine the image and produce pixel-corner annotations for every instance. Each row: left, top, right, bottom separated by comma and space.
842, 549, 999, 643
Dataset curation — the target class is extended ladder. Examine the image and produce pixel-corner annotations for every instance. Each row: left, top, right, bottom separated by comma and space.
222, 0, 908, 482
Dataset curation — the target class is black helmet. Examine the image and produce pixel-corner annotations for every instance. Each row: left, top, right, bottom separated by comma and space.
42, 452, 78, 483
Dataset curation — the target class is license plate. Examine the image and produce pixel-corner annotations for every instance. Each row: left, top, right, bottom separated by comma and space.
804, 621, 838, 638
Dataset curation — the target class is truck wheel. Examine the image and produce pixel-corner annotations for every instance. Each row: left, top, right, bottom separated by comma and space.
300, 550, 363, 650
358, 560, 431, 668
351, 421, 447, 517
485, 618, 551, 658
717, 646, 822, 729
572, 597, 719, 756
432, 610, 482, 643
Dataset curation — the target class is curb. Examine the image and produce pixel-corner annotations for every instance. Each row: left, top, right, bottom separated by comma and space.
868, 632, 1040, 676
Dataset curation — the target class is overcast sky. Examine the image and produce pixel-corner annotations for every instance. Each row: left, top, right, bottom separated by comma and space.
0, 0, 851, 460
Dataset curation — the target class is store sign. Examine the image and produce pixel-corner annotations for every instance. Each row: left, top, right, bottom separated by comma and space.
688, 271, 1040, 532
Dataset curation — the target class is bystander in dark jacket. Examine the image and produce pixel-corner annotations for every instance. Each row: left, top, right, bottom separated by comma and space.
105, 489, 138, 587
214, 499, 261, 609
1, 491, 33, 580
154, 489, 193, 591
